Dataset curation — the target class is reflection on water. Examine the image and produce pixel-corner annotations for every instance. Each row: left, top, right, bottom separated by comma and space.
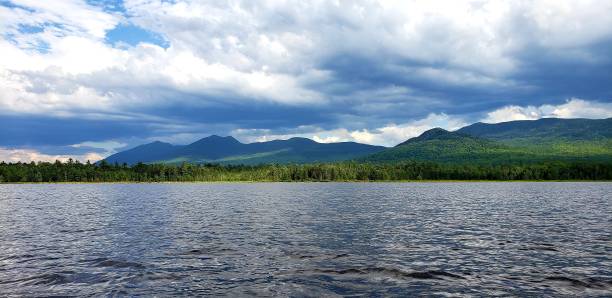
0, 182, 610, 296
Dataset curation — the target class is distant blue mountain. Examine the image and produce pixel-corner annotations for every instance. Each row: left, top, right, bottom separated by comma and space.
104, 135, 386, 165
103, 141, 179, 165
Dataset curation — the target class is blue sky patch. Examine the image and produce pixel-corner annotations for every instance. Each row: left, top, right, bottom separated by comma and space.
17, 24, 44, 34
86, 0, 125, 13
106, 23, 168, 48
0, 0, 34, 11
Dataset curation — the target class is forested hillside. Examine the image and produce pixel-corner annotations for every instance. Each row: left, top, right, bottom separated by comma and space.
362, 118, 612, 164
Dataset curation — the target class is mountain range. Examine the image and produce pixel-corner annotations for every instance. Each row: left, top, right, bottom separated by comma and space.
104, 135, 385, 165
104, 118, 612, 165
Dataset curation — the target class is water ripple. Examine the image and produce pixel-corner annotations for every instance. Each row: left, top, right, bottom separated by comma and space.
0, 182, 610, 296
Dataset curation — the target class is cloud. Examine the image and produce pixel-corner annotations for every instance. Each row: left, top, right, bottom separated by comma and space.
233, 113, 467, 147
2, 1, 611, 117
71, 140, 127, 156
0, 147, 103, 163
0, 1, 611, 160
0, 0, 326, 120
1, 0, 119, 41
482, 98, 612, 123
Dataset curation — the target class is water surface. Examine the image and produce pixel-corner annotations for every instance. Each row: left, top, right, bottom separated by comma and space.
0, 182, 611, 296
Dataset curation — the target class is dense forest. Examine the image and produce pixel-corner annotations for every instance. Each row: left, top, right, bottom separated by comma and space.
1, 159, 611, 182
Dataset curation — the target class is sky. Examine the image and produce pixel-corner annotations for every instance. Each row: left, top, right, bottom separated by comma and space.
1, 0, 612, 162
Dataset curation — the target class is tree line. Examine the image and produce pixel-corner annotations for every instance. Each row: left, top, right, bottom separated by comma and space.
0, 159, 610, 182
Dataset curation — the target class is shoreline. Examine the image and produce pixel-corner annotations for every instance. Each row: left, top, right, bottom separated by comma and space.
1, 180, 611, 185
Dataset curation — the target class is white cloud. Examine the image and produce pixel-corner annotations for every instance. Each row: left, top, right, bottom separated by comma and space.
0, 0, 327, 118
2, 0, 611, 118
547, 99, 612, 119
233, 113, 467, 147
0, 147, 103, 163
370, 114, 468, 145
126, 0, 612, 76
0, 140, 127, 164
7, 0, 119, 38
71, 140, 127, 156
482, 98, 612, 123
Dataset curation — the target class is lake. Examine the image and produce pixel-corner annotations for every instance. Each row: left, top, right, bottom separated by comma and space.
0, 182, 610, 296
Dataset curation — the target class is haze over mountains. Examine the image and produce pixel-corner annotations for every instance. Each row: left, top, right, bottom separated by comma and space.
105, 118, 612, 165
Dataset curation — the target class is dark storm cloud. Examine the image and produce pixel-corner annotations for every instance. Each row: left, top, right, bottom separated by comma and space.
0, 115, 147, 147
510, 40, 612, 102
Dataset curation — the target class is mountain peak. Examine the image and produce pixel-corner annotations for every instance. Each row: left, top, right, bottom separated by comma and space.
287, 137, 317, 144
419, 127, 450, 137
193, 135, 241, 145
150, 140, 171, 145
206, 134, 236, 140
396, 127, 460, 146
